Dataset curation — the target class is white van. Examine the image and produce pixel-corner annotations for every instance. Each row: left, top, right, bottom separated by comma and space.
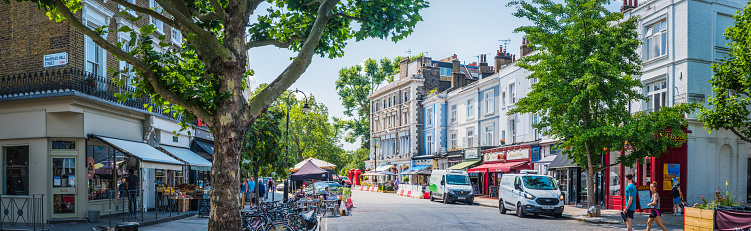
498, 170, 564, 218
428, 170, 474, 204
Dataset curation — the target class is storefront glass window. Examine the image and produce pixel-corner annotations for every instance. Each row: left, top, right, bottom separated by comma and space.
3, 146, 29, 195
52, 158, 76, 187
609, 151, 621, 196
87, 145, 115, 200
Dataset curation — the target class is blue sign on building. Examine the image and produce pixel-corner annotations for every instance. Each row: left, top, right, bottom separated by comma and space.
531, 147, 541, 162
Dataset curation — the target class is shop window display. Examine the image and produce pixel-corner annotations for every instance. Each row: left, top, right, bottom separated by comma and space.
87, 145, 138, 200
3, 146, 29, 195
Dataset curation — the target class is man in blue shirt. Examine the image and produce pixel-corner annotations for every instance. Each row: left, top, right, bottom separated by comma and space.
623, 173, 637, 231
248, 177, 256, 206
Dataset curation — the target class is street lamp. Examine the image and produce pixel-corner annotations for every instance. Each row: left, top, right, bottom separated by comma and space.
284, 89, 310, 202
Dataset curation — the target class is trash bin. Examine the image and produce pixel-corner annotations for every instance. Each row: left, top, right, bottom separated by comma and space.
87, 210, 100, 223
116, 222, 139, 231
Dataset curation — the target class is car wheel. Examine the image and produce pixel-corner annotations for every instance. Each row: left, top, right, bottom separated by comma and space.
499, 200, 506, 214
554, 213, 562, 219
430, 193, 435, 202
466, 198, 473, 205
517, 203, 525, 218
443, 195, 450, 204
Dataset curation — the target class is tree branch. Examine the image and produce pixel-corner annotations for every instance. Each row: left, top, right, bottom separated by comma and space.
154, 0, 232, 60
110, 0, 179, 29
51, 0, 215, 125
330, 12, 364, 22
596, 161, 621, 173
247, 0, 340, 117
728, 127, 751, 142
244, 37, 306, 50
209, 0, 227, 19
196, 12, 222, 21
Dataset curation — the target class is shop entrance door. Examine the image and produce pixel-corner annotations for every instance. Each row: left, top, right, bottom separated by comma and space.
51, 157, 77, 218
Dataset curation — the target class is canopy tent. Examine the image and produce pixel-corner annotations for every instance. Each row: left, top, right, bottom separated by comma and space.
91, 135, 183, 170
447, 160, 481, 170
401, 165, 431, 175
468, 161, 531, 174
375, 164, 395, 172
291, 158, 336, 172
290, 160, 329, 181
414, 169, 432, 175
160, 145, 213, 171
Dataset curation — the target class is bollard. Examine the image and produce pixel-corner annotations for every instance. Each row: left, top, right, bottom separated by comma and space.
115, 222, 139, 231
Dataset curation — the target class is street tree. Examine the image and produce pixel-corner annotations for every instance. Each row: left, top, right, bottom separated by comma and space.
240, 107, 288, 199
699, 2, 751, 141
6, 0, 429, 229
285, 95, 346, 167
335, 57, 398, 148
508, 0, 692, 208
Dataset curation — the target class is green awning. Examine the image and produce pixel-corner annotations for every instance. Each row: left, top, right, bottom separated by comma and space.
448, 160, 481, 170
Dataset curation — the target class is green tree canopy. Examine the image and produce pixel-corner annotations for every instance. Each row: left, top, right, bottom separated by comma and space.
335, 57, 398, 148
508, 0, 692, 208
5, 0, 428, 229
700, 2, 751, 142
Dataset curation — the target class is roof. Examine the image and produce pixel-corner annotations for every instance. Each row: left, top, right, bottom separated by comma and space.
375, 164, 395, 172
160, 145, 212, 171
548, 154, 578, 169
447, 160, 481, 170
93, 135, 183, 167
291, 158, 336, 171
290, 160, 329, 181
402, 165, 431, 174
193, 140, 214, 155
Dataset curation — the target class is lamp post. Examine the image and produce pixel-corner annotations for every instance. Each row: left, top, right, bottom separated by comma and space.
284, 89, 311, 202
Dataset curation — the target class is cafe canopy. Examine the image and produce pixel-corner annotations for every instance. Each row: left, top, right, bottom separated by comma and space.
290, 160, 330, 181
291, 158, 336, 172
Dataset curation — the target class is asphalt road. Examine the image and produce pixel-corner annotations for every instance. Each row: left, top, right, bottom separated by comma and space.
321, 189, 679, 231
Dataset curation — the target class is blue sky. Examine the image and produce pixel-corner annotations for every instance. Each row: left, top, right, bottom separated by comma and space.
248, 0, 622, 151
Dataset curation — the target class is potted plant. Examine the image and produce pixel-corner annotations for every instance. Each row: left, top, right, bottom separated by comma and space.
403, 176, 409, 182
685, 181, 740, 231
500, 139, 506, 145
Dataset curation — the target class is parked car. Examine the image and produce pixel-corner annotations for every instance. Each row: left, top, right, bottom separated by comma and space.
340, 176, 352, 187
498, 170, 564, 218
428, 170, 474, 205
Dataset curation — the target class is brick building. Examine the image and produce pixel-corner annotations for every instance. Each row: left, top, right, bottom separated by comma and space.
0, 0, 213, 222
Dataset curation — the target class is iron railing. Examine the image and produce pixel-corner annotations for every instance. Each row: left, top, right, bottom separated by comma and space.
107, 189, 145, 227
0, 68, 194, 123
0, 194, 45, 231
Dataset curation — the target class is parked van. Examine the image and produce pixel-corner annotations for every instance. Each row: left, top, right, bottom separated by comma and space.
428, 170, 474, 204
498, 170, 564, 218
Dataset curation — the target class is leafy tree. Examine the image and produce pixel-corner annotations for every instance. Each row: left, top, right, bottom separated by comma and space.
7, 0, 428, 229
240, 107, 288, 199
335, 57, 399, 148
700, 2, 751, 141
508, 0, 692, 208
338, 147, 369, 175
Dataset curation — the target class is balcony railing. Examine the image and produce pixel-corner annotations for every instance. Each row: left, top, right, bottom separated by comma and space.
0, 68, 189, 121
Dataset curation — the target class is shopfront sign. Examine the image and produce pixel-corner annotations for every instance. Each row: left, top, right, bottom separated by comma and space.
465, 149, 478, 159
44, 52, 68, 67
484, 152, 505, 162
531, 147, 541, 162
507, 149, 529, 161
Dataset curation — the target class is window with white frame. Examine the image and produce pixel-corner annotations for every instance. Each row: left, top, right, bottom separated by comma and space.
484, 125, 494, 146
403, 111, 408, 124
466, 99, 474, 118
171, 28, 182, 46
149, 0, 164, 34
440, 67, 451, 77
404, 92, 409, 101
466, 130, 475, 148
509, 83, 516, 104
426, 107, 433, 127
509, 119, 516, 144
450, 133, 457, 149
450, 105, 457, 123
502, 92, 506, 107
484, 90, 494, 114
86, 35, 103, 77
426, 135, 433, 155
645, 80, 667, 112
118, 39, 134, 87
501, 130, 506, 143
532, 114, 540, 140
645, 21, 667, 60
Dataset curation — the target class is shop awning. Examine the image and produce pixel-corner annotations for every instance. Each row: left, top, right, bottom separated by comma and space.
193, 140, 214, 155
548, 154, 578, 169
402, 165, 431, 174
535, 154, 558, 164
160, 145, 212, 171
488, 161, 529, 172
448, 160, 481, 170
93, 135, 183, 171
375, 164, 395, 172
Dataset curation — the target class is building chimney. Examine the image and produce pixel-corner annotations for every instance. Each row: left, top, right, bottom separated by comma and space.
451, 59, 463, 89
399, 57, 409, 80
494, 46, 514, 73
479, 54, 492, 74
520, 38, 534, 58
621, 0, 637, 13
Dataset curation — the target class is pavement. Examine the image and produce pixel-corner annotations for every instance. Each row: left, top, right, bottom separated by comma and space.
473, 196, 684, 229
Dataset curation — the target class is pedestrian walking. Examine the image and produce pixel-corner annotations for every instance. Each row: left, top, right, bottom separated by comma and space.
267, 178, 274, 194
249, 177, 256, 206
646, 182, 668, 231
259, 182, 267, 202
670, 182, 683, 215
126, 169, 140, 215
394, 178, 400, 194
241, 179, 249, 203
622, 173, 636, 231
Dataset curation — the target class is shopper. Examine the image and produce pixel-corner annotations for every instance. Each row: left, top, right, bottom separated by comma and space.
241, 179, 249, 203
126, 169, 140, 216
647, 182, 668, 231
623, 173, 636, 231
249, 177, 256, 206
670, 182, 683, 215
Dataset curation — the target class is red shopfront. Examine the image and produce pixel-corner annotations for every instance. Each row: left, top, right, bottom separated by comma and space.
605, 132, 688, 212
468, 144, 534, 196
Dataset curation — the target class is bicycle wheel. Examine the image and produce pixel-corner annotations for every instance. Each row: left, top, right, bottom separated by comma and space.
244, 216, 266, 231
264, 222, 295, 231
286, 214, 305, 231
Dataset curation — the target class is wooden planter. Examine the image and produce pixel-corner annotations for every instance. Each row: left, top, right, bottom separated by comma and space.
684, 207, 713, 231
